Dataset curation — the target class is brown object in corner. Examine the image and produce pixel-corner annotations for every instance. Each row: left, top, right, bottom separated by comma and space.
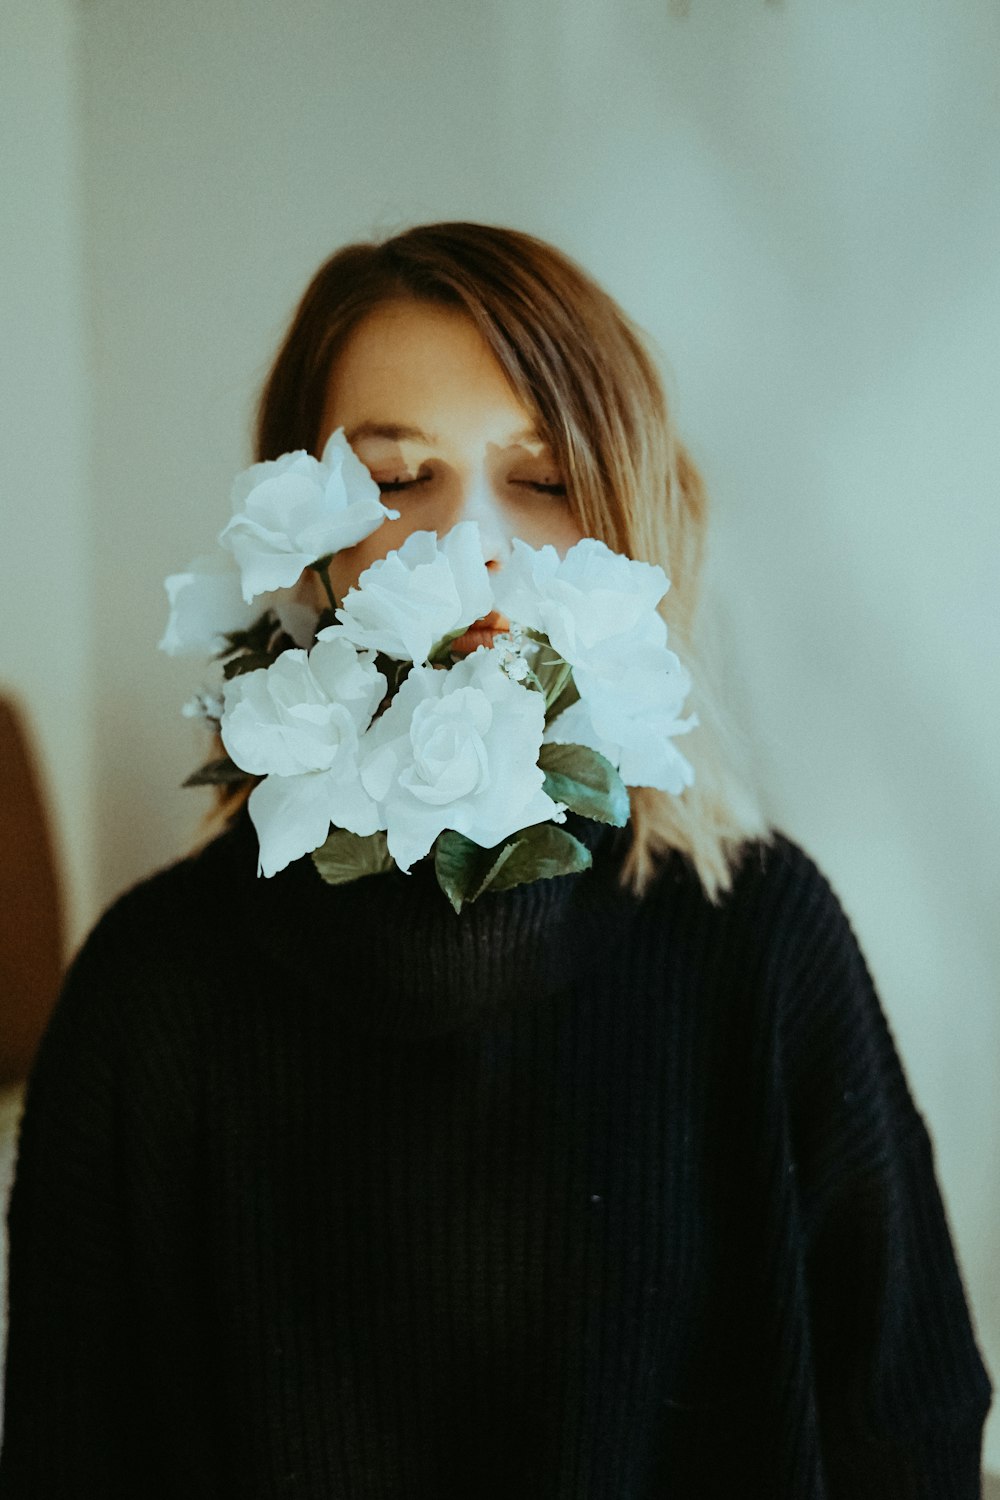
0, 695, 65, 1085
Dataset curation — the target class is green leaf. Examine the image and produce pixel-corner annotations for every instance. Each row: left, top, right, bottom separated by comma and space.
433, 830, 518, 914
312, 828, 392, 885
220, 609, 280, 659
482, 824, 592, 895
524, 636, 565, 697
182, 757, 252, 788
433, 822, 593, 911
427, 626, 470, 665
520, 635, 580, 718
546, 670, 580, 722
538, 742, 630, 827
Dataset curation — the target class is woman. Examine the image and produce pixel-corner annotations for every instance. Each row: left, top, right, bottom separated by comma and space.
1, 222, 991, 1497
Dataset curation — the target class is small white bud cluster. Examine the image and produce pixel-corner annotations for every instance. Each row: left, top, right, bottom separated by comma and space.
493, 624, 531, 683
182, 688, 225, 722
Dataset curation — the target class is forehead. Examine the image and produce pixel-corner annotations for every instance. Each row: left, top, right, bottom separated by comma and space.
322, 299, 533, 436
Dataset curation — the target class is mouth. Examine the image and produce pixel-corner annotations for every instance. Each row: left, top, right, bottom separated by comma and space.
449, 609, 511, 657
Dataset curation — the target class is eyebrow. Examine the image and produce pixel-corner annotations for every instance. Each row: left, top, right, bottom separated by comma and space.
345, 422, 435, 445
345, 420, 543, 446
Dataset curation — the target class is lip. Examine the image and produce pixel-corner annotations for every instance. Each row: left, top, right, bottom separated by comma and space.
449, 609, 510, 657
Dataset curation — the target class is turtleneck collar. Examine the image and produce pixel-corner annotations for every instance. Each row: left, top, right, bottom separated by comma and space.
213, 807, 637, 1039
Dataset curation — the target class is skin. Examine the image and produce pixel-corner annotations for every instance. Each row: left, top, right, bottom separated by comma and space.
314, 299, 584, 649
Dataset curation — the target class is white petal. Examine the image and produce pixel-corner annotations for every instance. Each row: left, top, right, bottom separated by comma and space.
229, 451, 319, 514
543, 700, 617, 764
491, 538, 559, 628
248, 773, 334, 877
441, 521, 495, 622
159, 554, 255, 656
308, 637, 386, 730
369, 647, 559, 871
319, 426, 400, 525
383, 811, 439, 874
330, 533, 483, 664
617, 735, 696, 794
271, 597, 320, 648
323, 765, 383, 838
219, 520, 316, 602
221, 687, 308, 777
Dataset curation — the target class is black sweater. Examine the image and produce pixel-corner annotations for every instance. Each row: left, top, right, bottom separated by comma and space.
0, 811, 992, 1497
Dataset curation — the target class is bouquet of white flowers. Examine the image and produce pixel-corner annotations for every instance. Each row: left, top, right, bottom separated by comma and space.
160, 429, 698, 911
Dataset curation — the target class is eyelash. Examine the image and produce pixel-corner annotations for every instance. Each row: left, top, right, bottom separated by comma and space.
522, 481, 567, 496
376, 477, 428, 493
376, 476, 567, 496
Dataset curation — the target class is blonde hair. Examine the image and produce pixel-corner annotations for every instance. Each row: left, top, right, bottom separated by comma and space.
205, 221, 770, 901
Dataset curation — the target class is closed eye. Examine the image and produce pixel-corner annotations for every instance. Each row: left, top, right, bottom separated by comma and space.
375, 474, 431, 493
513, 480, 567, 495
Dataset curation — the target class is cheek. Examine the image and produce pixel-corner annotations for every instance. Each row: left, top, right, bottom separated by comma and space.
328, 536, 383, 598
511, 507, 585, 556
557, 511, 586, 551
327, 545, 362, 601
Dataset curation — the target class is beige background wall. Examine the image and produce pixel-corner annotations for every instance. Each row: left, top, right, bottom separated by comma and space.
1, 0, 94, 952
3, 0, 999, 1467
0, 0, 93, 1441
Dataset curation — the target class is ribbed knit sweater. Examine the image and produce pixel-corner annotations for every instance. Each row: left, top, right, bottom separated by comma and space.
0, 811, 992, 1498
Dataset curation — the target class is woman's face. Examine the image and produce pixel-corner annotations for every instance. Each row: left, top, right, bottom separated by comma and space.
317, 299, 584, 603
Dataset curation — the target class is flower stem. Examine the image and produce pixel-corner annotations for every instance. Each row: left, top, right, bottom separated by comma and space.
314, 563, 338, 615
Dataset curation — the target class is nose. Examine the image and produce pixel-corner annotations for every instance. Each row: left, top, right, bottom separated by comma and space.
455, 470, 512, 571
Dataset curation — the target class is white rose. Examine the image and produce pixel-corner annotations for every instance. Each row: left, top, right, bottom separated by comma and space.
547, 641, 698, 794
218, 427, 399, 603
491, 536, 670, 661
320, 521, 495, 664
359, 647, 564, 873
220, 638, 386, 875
159, 552, 318, 657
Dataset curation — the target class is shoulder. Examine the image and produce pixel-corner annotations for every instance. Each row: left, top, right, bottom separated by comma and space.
735, 829, 870, 977
650, 826, 867, 989
724, 829, 883, 1024
652, 829, 922, 1127
723, 832, 925, 1163
718, 828, 889, 1035
73, 815, 250, 975
730, 828, 855, 926
11, 831, 252, 1227
28, 819, 250, 1091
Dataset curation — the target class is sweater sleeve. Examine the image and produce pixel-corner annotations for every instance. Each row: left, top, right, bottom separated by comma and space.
1, 910, 138, 1497
773, 840, 994, 1499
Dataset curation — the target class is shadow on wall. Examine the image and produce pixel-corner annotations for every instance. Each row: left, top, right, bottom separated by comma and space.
0, 693, 64, 1440
0, 693, 65, 1086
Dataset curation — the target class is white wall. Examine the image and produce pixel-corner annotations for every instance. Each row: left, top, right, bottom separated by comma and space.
0, 0, 94, 1435
32, 0, 1000, 1467
0, 0, 94, 951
